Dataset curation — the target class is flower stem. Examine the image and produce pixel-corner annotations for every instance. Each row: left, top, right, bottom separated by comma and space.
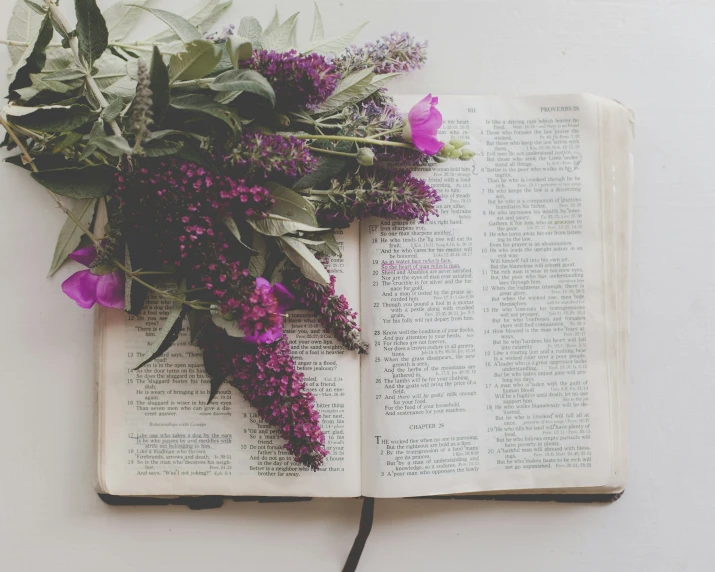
308, 146, 357, 159
289, 133, 416, 150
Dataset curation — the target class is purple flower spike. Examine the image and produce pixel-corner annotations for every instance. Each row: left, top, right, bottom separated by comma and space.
240, 278, 295, 345
403, 94, 445, 156
61, 246, 124, 310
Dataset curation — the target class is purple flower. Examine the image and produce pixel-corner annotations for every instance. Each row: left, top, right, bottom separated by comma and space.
226, 132, 317, 179
199, 330, 328, 470
290, 272, 368, 354
240, 278, 295, 344
61, 246, 124, 310
243, 50, 338, 109
403, 94, 445, 156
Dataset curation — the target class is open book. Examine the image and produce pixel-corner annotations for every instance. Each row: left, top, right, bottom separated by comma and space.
95, 94, 633, 500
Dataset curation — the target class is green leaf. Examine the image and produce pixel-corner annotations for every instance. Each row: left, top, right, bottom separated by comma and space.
22, 1, 47, 16
136, 6, 203, 43
248, 213, 328, 237
238, 16, 263, 47
134, 285, 187, 370
8, 14, 54, 96
170, 94, 242, 135
207, 376, 225, 405
310, 2, 324, 42
101, 97, 125, 123
8, 104, 98, 132
78, 119, 106, 161
52, 131, 84, 153
265, 182, 318, 226
314, 67, 375, 114
192, 0, 232, 34
75, 0, 109, 67
149, 46, 170, 123
143, 139, 184, 157
31, 165, 116, 199
223, 217, 259, 254
263, 8, 280, 37
169, 39, 222, 82
261, 12, 299, 52
209, 69, 275, 107
279, 236, 330, 285
105, 76, 137, 99
92, 53, 130, 91
226, 36, 253, 68
187, 308, 199, 343
211, 307, 246, 338
293, 143, 351, 190
248, 232, 267, 278
270, 257, 287, 284
123, 242, 149, 315
314, 231, 342, 257
91, 135, 133, 157
6, 0, 46, 67
104, 0, 148, 42
47, 197, 97, 276
302, 22, 368, 56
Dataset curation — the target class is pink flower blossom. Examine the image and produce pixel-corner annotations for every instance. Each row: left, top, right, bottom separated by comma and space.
61, 246, 124, 310
403, 94, 445, 155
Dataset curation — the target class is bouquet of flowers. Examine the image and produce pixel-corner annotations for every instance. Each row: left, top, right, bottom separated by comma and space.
1, 0, 474, 470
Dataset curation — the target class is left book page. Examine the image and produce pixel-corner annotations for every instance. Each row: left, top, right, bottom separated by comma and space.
95, 226, 361, 498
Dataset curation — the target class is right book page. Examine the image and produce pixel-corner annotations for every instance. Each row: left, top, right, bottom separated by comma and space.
360, 94, 633, 498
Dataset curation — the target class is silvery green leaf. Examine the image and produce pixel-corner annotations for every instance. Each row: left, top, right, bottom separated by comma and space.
104, 0, 148, 42
170, 94, 242, 135
134, 285, 187, 370
209, 69, 275, 106
22, 0, 46, 16
314, 231, 342, 257
101, 96, 124, 123
8, 103, 98, 132
30, 165, 116, 199
263, 8, 280, 37
6, 12, 50, 86
47, 197, 97, 277
213, 88, 243, 105
238, 16, 263, 48
78, 120, 106, 161
223, 217, 259, 254
261, 12, 299, 52
43, 69, 85, 82
43, 49, 74, 73
279, 236, 330, 286
354, 72, 402, 101
92, 53, 129, 90
248, 214, 328, 237
314, 66, 374, 113
144, 0, 232, 43
211, 305, 246, 338
143, 139, 184, 157
270, 257, 287, 284
136, 6, 202, 43
149, 46, 170, 122
91, 135, 133, 157
104, 75, 137, 99
302, 22, 368, 56
248, 232, 267, 277
75, 0, 109, 67
265, 182, 318, 226
169, 39, 222, 82
310, 2, 324, 42
227, 35, 253, 68
27, 72, 77, 95
6, 0, 46, 66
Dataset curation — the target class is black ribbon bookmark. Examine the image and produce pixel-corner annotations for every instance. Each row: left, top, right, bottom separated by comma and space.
342, 498, 375, 572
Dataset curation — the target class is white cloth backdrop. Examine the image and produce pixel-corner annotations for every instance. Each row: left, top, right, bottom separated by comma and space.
0, 0, 712, 570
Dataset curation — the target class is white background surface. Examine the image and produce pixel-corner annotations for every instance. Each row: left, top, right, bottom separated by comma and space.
0, 0, 712, 570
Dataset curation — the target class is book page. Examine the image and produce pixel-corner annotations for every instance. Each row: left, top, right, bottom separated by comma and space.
360, 94, 619, 497
97, 225, 361, 498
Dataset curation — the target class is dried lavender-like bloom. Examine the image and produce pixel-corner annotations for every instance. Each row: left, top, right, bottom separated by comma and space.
130, 59, 153, 150
336, 32, 428, 75
243, 50, 339, 109
200, 329, 328, 470
315, 168, 441, 228
206, 24, 236, 43
226, 131, 317, 179
290, 272, 369, 355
